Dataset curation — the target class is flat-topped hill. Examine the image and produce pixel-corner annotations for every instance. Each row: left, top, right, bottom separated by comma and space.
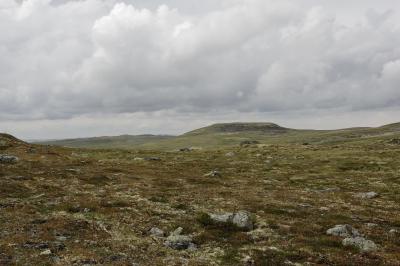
184, 122, 289, 135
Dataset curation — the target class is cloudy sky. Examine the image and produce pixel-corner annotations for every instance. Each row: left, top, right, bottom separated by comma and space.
1, 0, 400, 139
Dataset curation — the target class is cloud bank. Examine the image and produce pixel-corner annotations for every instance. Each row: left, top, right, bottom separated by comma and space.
0, 0, 400, 137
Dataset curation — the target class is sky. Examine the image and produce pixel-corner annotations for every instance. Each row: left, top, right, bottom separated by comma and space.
1, 0, 400, 139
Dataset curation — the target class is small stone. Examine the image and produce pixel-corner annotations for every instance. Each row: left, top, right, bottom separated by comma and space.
204, 170, 222, 177
232, 211, 254, 231
209, 211, 254, 231
326, 224, 360, 238
0, 155, 19, 164
342, 237, 378, 252
164, 228, 195, 250
144, 157, 161, 161
225, 152, 235, 157
365, 223, 378, 228
40, 249, 52, 256
319, 207, 330, 211
355, 192, 379, 199
149, 227, 165, 237
179, 147, 192, 152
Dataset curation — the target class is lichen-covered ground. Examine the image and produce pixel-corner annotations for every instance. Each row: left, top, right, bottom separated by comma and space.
1, 133, 399, 265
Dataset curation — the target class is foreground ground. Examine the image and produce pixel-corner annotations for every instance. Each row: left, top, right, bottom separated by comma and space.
1, 132, 400, 265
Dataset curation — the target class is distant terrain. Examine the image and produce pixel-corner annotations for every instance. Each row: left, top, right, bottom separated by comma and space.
35, 122, 400, 150
1, 122, 400, 265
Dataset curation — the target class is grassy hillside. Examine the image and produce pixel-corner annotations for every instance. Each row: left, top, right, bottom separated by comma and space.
35, 134, 174, 149
33, 122, 400, 150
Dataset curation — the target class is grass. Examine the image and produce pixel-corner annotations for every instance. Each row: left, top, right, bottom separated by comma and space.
1, 125, 400, 265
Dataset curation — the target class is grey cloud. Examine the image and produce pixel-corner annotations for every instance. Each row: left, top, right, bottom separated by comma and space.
0, 0, 400, 122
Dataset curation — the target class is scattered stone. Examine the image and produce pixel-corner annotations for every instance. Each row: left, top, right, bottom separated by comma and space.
365, 223, 378, 228
225, 152, 235, 157
326, 224, 360, 238
149, 227, 165, 238
389, 229, 399, 235
240, 140, 260, 146
144, 157, 161, 161
164, 227, 196, 250
0, 155, 19, 164
242, 255, 255, 266
319, 207, 330, 211
204, 170, 222, 177
355, 192, 379, 199
389, 138, 400, 145
298, 203, 312, 208
11, 175, 32, 181
342, 237, 378, 252
179, 147, 192, 152
209, 211, 254, 231
40, 249, 52, 256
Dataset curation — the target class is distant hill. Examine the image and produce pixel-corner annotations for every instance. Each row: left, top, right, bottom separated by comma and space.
31, 122, 400, 150
34, 134, 174, 149
184, 122, 289, 135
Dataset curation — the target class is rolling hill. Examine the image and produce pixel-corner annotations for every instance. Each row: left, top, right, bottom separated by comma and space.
32, 122, 400, 150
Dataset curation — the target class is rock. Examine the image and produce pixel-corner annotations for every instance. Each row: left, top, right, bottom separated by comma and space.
232, 211, 254, 231
326, 224, 360, 238
365, 223, 378, 228
319, 207, 330, 211
355, 192, 379, 199
149, 227, 165, 237
389, 138, 400, 145
0, 155, 19, 164
40, 249, 52, 255
242, 255, 255, 266
225, 152, 235, 157
144, 157, 161, 161
209, 211, 254, 231
342, 237, 378, 252
204, 170, 222, 177
240, 140, 260, 146
164, 227, 196, 250
389, 229, 399, 235
179, 147, 192, 152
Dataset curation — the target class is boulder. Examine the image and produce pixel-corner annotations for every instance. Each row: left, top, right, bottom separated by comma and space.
204, 170, 221, 177
209, 211, 254, 231
326, 224, 360, 238
342, 237, 378, 252
149, 227, 165, 238
0, 155, 19, 164
164, 227, 196, 250
355, 192, 379, 199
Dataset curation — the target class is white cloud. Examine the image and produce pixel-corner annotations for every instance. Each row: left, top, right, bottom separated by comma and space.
0, 0, 400, 137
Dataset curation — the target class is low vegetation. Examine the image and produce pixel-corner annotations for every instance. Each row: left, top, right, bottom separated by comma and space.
1, 122, 400, 265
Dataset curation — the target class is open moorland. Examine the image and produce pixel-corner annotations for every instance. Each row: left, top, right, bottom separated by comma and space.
1, 123, 400, 265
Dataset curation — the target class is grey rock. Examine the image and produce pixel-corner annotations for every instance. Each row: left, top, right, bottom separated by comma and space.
204, 170, 221, 177
149, 227, 165, 237
365, 223, 378, 228
225, 152, 235, 157
164, 227, 196, 250
210, 211, 254, 231
232, 211, 254, 230
240, 140, 260, 146
326, 224, 360, 238
342, 237, 378, 252
40, 249, 52, 255
144, 157, 161, 161
355, 192, 379, 199
179, 147, 192, 152
0, 155, 19, 164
